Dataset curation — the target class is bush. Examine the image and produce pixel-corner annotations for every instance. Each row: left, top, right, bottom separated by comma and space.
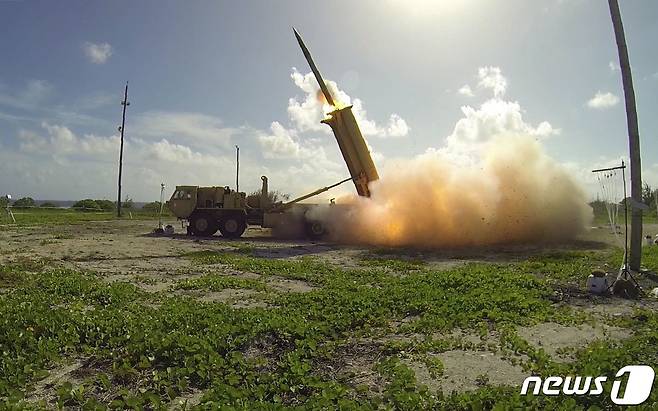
12, 197, 36, 208
72, 199, 100, 211
94, 199, 115, 211
122, 197, 134, 209
142, 201, 163, 212
39, 202, 57, 208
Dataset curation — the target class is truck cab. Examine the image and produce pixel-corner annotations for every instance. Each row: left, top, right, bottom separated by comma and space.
168, 185, 247, 238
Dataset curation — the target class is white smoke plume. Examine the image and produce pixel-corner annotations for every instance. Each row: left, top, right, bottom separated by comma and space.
308, 68, 592, 247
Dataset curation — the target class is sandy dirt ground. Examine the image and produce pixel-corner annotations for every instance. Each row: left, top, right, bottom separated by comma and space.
1, 219, 657, 403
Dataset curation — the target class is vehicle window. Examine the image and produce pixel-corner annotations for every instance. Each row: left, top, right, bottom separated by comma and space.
174, 190, 191, 200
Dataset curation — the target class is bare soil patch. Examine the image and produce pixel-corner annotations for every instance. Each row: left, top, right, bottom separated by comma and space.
516, 322, 631, 361
268, 277, 316, 293
314, 339, 386, 396
408, 350, 527, 394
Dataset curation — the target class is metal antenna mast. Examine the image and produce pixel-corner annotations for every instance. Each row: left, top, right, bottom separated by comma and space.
235, 145, 240, 192
592, 161, 642, 294
117, 82, 130, 217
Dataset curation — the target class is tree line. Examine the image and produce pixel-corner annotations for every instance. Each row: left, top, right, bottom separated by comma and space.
1, 196, 165, 212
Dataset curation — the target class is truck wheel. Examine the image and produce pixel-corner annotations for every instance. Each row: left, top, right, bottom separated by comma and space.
219, 215, 246, 238
189, 213, 217, 236
305, 220, 326, 239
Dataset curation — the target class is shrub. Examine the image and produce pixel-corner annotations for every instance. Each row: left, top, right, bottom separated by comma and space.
12, 197, 36, 208
122, 197, 134, 209
39, 202, 58, 208
142, 201, 163, 212
94, 199, 115, 211
72, 199, 100, 211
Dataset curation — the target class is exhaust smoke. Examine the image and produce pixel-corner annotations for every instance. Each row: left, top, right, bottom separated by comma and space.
286, 66, 593, 247
307, 75, 593, 248
313, 134, 592, 248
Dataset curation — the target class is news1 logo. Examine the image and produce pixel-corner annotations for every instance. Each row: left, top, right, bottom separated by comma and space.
520, 365, 655, 405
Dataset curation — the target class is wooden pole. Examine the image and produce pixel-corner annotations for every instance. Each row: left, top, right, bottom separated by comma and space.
117, 82, 130, 218
608, 0, 643, 271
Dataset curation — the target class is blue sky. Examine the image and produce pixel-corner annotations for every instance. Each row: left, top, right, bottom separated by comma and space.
0, 0, 657, 202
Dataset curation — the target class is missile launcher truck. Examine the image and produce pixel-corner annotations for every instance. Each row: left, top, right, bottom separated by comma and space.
167, 28, 378, 238
168, 176, 352, 238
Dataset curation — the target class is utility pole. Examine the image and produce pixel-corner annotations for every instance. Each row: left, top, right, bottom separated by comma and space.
235, 145, 240, 192
117, 82, 130, 218
608, 0, 643, 271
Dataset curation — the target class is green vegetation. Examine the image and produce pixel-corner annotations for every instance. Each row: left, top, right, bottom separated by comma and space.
590, 199, 658, 225
142, 201, 164, 212
72, 199, 115, 211
1, 245, 655, 409
122, 197, 134, 210
11, 197, 36, 208
0, 206, 171, 226
174, 274, 267, 292
95, 199, 116, 211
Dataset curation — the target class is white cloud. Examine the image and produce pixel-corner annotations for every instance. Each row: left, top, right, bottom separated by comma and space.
457, 84, 474, 97
256, 122, 344, 177
18, 122, 118, 159
258, 122, 301, 159
587, 91, 619, 109
0, 80, 112, 130
83, 42, 113, 64
133, 111, 239, 148
3, 121, 245, 200
385, 114, 409, 137
0, 79, 52, 110
477, 66, 507, 97
609, 61, 620, 72
147, 138, 224, 164
22, 80, 53, 103
73, 92, 116, 110
287, 68, 409, 138
446, 99, 560, 149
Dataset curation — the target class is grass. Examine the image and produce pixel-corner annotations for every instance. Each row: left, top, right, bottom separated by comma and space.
0, 207, 170, 227
1, 244, 656, 409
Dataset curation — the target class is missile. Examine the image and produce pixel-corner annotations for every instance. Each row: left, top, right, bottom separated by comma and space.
293, 28, 336, 107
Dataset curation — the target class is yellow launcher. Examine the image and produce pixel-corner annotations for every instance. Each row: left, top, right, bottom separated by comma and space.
293, 27, 379, 197
322, 106, 379, 197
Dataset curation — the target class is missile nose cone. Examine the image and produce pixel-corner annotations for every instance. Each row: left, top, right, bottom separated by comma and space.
291, 27, 336, 107
293, 28, 305, 48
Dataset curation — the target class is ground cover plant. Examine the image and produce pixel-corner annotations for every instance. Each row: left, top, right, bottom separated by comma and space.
0, 237, 656, 410
0, 208, 169, 227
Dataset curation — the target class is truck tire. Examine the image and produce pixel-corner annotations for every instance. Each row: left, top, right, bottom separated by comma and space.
219, 214, 246, 239
305, 220, 326, 239
189, 213, 217, 236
